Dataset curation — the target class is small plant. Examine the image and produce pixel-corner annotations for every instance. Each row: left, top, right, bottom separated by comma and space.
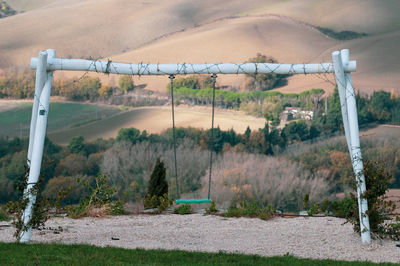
303, 193, 323, 216
225, 200, 275, 220
10, 163, 55, 241
109, 200, 126, 215
258, 205, 276, 221
157, 194, 173, 212
174, 204, 192, 215
205, 201, 218, 214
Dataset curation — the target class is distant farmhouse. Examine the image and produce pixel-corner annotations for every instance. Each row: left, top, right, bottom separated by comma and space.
280, 107, 314, 122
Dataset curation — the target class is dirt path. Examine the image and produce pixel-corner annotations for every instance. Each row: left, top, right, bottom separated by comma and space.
1, 214, 399, 263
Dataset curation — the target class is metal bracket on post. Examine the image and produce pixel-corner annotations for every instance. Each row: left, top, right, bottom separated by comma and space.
20, 49, 55, 243
332, 50, 371, 244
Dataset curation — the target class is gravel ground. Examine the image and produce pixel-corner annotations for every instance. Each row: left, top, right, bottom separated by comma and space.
1, 214, 400, 263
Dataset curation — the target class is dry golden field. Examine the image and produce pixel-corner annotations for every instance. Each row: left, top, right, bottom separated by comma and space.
47, 105, 267, 145
0, 0, 399, 95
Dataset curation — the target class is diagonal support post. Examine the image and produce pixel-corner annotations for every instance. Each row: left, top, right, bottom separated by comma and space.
332, 50, 371, 244
20, 49, 55, 243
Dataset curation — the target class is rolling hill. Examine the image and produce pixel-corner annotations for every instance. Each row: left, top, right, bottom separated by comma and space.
0, 0, 399, 94
47, 106, 267, 145
0, 101, 266, 145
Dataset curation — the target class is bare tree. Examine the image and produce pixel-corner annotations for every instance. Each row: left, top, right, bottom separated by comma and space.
202, 152, 332, 211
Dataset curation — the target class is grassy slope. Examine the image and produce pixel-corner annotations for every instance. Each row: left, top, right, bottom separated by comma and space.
0, 243, 391, 265
0, 102, 120, 138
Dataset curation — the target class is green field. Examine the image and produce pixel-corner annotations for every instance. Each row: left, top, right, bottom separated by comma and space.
0, 102, 120, 139
0, 243, 391, 265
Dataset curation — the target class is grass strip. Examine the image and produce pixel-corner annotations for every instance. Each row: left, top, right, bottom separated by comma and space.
0, 243, 394, 265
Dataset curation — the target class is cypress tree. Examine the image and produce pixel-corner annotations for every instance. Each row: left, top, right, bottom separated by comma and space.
147, 158, 168, 199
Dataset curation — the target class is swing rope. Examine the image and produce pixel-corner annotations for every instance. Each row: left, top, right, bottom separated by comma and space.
208, 73, 217, 199
171, 74, 217, 204
169, 74, 180, 199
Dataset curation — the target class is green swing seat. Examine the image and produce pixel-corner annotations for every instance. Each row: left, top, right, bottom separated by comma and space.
176, 199, 212, 204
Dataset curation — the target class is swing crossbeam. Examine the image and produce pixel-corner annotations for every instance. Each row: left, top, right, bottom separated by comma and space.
176, 199, 212, 204
30, 58, 357, 74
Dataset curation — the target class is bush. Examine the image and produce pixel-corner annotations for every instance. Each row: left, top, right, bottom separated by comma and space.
225, 201, 275, 220
174, 204, 192, 215
66, 173, 125, 218
143, 193, 172, 212
205, 201, 217, 214
109, 200, 126, 215
0, 209, 10, 221
347, 160, 399, 239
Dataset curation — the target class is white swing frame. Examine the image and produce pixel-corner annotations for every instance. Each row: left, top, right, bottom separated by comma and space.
19, 49, 371, 244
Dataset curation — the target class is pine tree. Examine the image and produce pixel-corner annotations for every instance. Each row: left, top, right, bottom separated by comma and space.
145, 158, 168, 207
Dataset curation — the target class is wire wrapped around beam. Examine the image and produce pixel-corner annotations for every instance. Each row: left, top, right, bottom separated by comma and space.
31, 58, 356, 75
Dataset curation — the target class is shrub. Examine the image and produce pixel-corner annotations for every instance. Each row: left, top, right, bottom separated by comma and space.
143, 193, 172, 212
225, 200, 275, 220
347, 160, 399, 239
109, 200, 126, 215
66, 173, 125, 218
205, 201, 217, 214
174, 204, 192, 215
0, 209, 10, 221
118, 75, 134, 93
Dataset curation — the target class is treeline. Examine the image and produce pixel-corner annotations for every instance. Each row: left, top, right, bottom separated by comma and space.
316, 26, 367, 40
0, 53, 289, 103
0, 119, 322, 204
2, 122, 400, 210
0, 71, 167, 107
173, 85, 324, 123
170, 74, 400, 129
320, 88, 400, 132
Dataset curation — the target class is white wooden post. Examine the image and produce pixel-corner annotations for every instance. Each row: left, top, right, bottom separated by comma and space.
27, 51, 48, 165
19, 49, 55, 243
332, 50, 371, 244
